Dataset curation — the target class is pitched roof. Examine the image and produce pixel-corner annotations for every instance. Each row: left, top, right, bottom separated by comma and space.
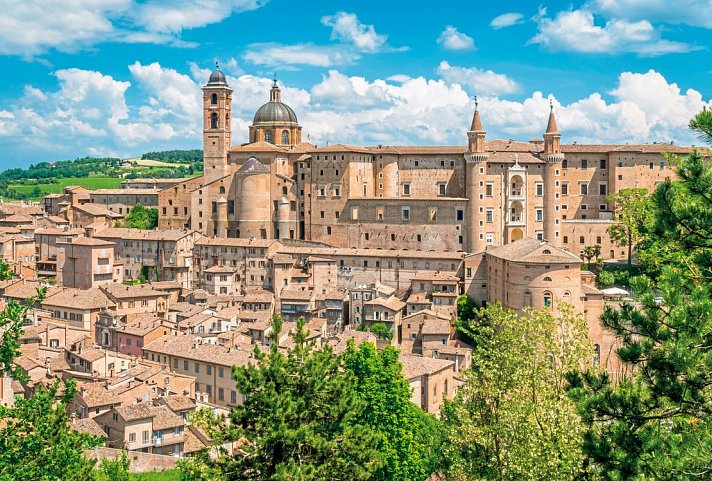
421, 319, 452, 335
71, 417, 106, 437
485, 237, 581, 263
143, 335, 254, 368
42, 288, 115, 310
94, 227, 193, 242
150, 405, 184, 430
158, 394, 196, 412
101, 283, 167, 300
399, 353, 455, 379
546, 106, 559, 134
365, 296, 406, 312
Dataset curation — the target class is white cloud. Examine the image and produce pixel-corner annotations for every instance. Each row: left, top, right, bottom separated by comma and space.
131, 0, 267, 33
0, 64, 709, 165
243, 43, 358, 68
0, 0, 269, 57
0, 0, 129, 57
529, 8, 702, 56
592, 0, 712, 29
436, 61, 519, 96
320, 12, 388, 53
437, 26, 475, 51
490, 12, 524, 29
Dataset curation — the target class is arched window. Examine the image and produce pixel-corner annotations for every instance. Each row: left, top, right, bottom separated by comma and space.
219, 186, 225, 194
543, 291, 553, 307
210, 112, 218, 129
281, 130, 289, 144
543, 276, 552, 282
264, 130, 273, 143
562, 291, 571, 303
524, 290, 532, 307
211, 93, 217, 105
542, 249, 551, 254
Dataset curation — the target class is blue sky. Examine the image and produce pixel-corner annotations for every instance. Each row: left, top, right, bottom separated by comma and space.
0, 0, 710, 169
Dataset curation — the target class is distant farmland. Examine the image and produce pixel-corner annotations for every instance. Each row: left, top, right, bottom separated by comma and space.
9, 176, 122, 197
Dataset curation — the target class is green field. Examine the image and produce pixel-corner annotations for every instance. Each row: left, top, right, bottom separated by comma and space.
129, 469, 181, 481
9, 176, 122, 198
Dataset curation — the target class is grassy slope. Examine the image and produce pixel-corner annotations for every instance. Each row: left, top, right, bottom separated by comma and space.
128, 469, 181, 481
9, 177, 122, 196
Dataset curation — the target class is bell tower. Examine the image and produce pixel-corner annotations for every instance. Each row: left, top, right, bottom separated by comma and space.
203, 63, 232, 181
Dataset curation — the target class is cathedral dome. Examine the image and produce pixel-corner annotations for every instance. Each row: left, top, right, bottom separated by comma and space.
253, 101, 298, 124
252, 80, 298, 125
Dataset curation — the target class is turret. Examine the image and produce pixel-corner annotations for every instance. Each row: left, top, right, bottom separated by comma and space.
465, 97, 489, 253
541, 99, 564, 246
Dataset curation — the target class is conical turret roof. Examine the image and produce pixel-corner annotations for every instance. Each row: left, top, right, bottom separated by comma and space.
470, 97, 484, 132
546, 100, 559, 134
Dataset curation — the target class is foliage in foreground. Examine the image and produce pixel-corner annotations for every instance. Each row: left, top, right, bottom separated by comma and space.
443, 302, 594, 481
342, 341, 445, 481
568, 110, 712, 480
183, 318, 382, 480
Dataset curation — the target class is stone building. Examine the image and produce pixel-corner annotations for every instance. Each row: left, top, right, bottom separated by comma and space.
156, 66, 697, 262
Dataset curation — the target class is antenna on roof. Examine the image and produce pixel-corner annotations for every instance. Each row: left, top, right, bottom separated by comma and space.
272, 73, 278, 87
549, 98, 553, 110
474, 95, 478, 109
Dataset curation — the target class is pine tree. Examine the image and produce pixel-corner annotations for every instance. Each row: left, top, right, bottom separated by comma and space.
567, 110, 712, 480
342, 341, 444, 481
184, 317, 382, 481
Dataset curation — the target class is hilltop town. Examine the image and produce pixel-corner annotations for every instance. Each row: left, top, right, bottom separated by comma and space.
0, 66, 708, 475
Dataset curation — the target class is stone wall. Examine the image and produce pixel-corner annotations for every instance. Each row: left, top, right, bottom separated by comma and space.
90, 447, 177, 473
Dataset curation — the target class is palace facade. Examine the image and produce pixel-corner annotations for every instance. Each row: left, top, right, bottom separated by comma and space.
158, 66, 692, 260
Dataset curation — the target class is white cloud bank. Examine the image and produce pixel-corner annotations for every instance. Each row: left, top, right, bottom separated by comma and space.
0, 0, 268, 57
0, 63, 709, 165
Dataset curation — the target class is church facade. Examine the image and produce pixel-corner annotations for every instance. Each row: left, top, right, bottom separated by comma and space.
158, 66, 691, 260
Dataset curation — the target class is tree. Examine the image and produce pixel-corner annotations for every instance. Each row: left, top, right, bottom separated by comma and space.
606, 188, 652, 272
95, 450, 130, 481
568, 110, 712, 480
0, 260, 11, 283
183, 317, 382, 481
582, 244, 602, 271
342, 341, 444, 481
0, 279, 103, 480
443, 302, 593, 481
369, 321, 393, 341
124, 204, 158, 230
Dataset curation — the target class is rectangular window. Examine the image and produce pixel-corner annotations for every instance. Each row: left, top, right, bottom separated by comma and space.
599, 183, 607, 196
351, 207, 359, 221
401, 207, 410, 221
194, 362, 200, 373
438, 183, 446, 196
536, 231, 544, 241
536, 208, 544, 222
535, 183, 544, 196
485, 183, 494, 197
486, 209, 493, 223
485, 233, 494, 245
402, 183, 411, 196
600, 159, 606, 169
561, 183, 568, 195
580, 183, 588, 195
183, 360, 188, 371
582, 159, 588, 169
456, 209, 464, 221
129, 433, 136, 442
